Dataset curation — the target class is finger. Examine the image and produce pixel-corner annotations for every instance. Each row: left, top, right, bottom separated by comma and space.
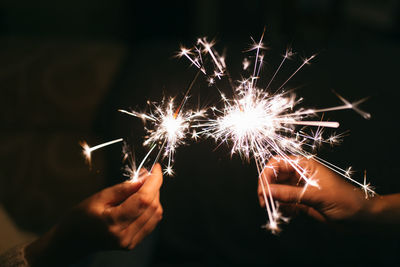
128, 205, 163, 250
257, 179, 271, 208
118, 196, 161, 248
106, 192, 161, 249
116, 163, 162, 217
258, 157, 300, 208
125, 191, 160, 229
279, 203, 326, 222
260, 157, 300, 185
268, 184, 318, 207
110, 174, 161, 224
138, 168, 148, 178
136, 163, 163, 196
101, 180, 145, 206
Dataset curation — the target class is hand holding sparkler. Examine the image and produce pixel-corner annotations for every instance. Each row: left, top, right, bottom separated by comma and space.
258, 157, 400, 232
23, 165, 163, 266
181, 31, 374, 233
79, 29, 375, 234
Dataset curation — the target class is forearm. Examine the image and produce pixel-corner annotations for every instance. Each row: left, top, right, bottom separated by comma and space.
368, 194, 400, 229
24, 227, 73, 267
24, 219, 92, 267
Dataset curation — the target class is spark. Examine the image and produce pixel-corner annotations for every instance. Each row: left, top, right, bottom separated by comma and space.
197, 37, 224, 73
276, 54, 316, 92
192, 130, 199, 141
81, 138, 123, 167
345, 166, 353, 177
182, 29, 374, 233
266, 47, 294, 90
362, 170, 375, 199
119, 100, 203, 175
177, 46, 202, 70
242, 58, 250, 70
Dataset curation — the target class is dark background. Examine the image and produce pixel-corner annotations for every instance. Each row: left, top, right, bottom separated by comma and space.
0, 0, 399, 266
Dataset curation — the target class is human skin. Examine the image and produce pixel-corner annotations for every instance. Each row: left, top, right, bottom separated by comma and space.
257, 157, 400, 230
24, 164, 163, 266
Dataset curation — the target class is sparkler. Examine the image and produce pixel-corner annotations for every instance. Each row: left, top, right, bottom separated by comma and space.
81, 138, 123, 167
81, 73, 205, 181
180, 29, 374, 233
118, 71, 206, 177
121, 141, 155, 182
79, 28, 374, 234
81, 137, 149, 181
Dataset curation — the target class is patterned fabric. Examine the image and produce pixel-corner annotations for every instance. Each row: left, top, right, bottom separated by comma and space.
0, 243, 29, 267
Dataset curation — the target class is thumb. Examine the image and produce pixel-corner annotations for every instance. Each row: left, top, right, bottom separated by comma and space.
102, 180, 145, 206
269, 184, 316, 206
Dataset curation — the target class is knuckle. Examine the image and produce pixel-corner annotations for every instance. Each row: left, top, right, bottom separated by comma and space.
150, 201, 159, 210
137, 194, 152, 208
103, 208, 117, 225
156, 207, 163, 220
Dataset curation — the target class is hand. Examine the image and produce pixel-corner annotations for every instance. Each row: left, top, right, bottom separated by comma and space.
25, 164, 163, 266
257, 157, 372, 223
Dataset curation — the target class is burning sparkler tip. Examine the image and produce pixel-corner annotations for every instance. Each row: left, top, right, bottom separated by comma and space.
80, 141, 92, 164
164, 166, 175, 176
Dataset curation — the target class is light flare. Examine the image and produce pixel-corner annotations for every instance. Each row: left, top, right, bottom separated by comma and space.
182, 29, 374, 233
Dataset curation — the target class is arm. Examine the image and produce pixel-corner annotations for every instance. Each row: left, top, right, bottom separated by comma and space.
367, 194, 400, 227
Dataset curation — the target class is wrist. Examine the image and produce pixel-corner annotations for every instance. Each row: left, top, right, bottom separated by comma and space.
361, 195, 389, 224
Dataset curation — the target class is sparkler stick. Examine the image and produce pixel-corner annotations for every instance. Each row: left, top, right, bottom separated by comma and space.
286, 121, 339, 128
179, 47, 202, 69
198, 38, 224, 74
276, 54, 316, 92
122, 142, 163, 182
81, 138, 123, 167
174, 70, 201, 118
132, 144, 157, 181
249, 28, 266, 89
266, 48, 293, 90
